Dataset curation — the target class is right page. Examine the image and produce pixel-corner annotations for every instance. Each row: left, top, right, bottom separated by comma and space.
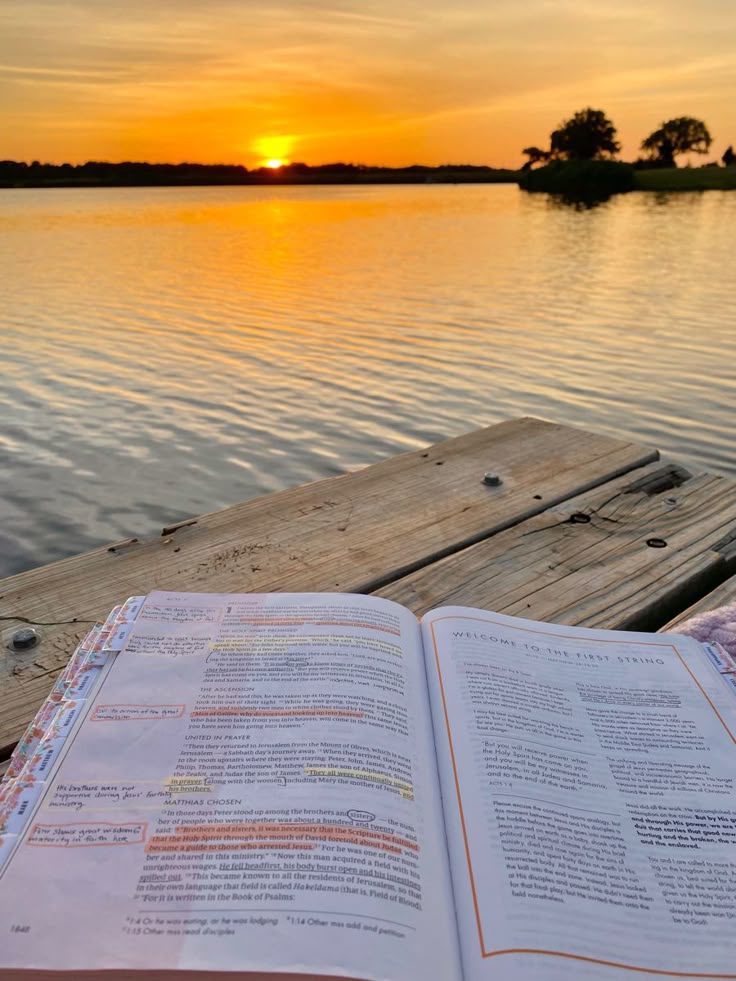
421, 606, 736, 981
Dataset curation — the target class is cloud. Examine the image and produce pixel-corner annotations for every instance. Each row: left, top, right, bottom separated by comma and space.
1, 0, 733, 164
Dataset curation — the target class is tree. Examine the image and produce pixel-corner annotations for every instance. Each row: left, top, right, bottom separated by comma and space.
723, 146, 735, 167
641, 117, 712, 167
549, 108, 620, 161
520, 146, 549, 171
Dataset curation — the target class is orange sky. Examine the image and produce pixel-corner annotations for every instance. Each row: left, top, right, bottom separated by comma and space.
1, 0, 734, 168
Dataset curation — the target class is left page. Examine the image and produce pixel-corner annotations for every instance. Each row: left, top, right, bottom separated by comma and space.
0, 591, 461, 981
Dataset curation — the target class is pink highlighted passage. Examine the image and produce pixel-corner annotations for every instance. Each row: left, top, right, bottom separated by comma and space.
190, 709, 362, 718
234, 618, 400, 636
147, 822, 419, 856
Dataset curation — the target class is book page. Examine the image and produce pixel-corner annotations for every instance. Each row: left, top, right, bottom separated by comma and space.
0, 592, 461, 981
422, 606, 736, 981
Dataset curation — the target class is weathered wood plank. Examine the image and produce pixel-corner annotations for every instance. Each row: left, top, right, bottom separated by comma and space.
663, 573, 736, 630
0, 418, 656, 753
378, 461, 736, 630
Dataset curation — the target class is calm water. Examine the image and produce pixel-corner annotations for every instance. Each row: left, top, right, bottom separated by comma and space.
1, 184, 734, 578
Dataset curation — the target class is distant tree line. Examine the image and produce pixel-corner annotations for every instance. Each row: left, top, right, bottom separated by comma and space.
0, 160, 251, 184
521, 108, 730, 169
0, 159, 518, 188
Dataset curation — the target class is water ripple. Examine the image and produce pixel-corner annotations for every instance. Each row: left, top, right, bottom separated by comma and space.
1, 184, 734, 576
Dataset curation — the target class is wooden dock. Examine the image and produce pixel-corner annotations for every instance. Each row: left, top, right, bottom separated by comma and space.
2, 416, 735, 771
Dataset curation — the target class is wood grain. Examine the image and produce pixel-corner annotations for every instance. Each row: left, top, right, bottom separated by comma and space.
379, 461, 736, 630
0, 418, 656, 754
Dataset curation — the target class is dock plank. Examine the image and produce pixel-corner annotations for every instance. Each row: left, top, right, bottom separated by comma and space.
0, 418, 655, 753
379, 461, 736, 629
663, 573, 736, 630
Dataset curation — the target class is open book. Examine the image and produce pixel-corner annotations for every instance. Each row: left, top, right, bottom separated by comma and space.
1, 591, 735, 981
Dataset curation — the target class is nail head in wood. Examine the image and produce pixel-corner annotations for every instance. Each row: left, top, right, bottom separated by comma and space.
10, 627, 39, 652
482, 472, 502, 487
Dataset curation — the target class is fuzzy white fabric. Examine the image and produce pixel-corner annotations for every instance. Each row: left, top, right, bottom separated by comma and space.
676, 600, 736, 658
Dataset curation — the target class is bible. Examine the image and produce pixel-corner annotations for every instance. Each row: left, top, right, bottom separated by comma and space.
1, 590, 735, 980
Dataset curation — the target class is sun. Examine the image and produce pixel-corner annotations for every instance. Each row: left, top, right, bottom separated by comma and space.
251, 135, 295, 170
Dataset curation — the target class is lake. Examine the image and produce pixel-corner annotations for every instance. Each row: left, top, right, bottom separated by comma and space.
1, 184, 734, 579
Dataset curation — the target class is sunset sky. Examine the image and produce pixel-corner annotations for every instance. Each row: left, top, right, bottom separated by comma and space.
1, 0, 734, 168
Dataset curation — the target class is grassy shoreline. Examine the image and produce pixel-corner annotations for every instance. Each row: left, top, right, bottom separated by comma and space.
519, 159, 736, 199
633, 167, 736, 191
